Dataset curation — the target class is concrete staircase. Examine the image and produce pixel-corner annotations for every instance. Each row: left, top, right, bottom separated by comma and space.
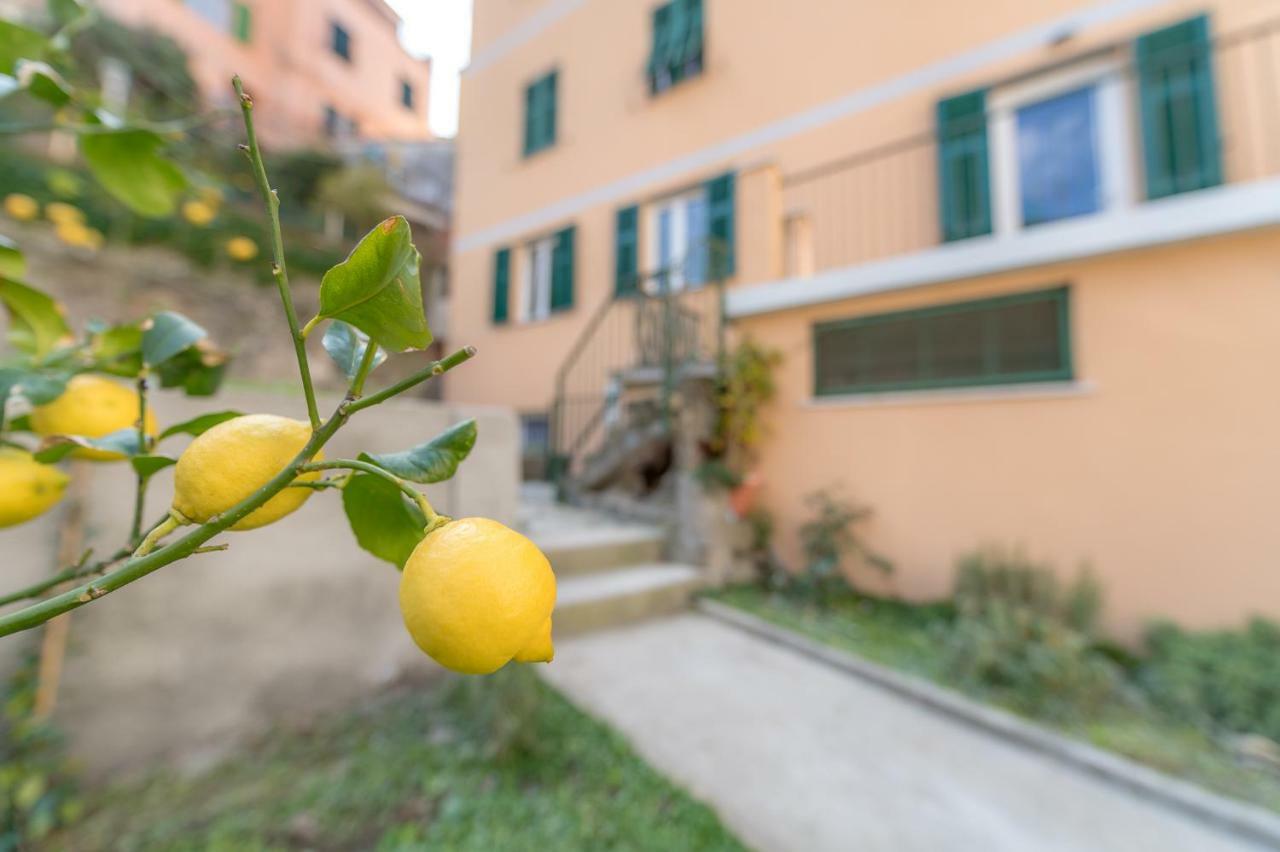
519, 483, 702, 635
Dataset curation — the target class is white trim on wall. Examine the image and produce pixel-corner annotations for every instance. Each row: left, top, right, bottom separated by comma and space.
726, 177, 1280, 320
456, 0, 1175, 254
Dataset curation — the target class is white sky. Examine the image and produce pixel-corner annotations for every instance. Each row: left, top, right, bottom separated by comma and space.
385, 0, 473, 138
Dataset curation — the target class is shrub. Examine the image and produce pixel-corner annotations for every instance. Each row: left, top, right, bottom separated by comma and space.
1140, 618, 1280, 740
944, 548, 1120, 720
788, 490, 891, 604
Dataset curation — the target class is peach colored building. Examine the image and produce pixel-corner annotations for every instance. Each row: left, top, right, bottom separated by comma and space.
451, 0, 1280, 635
97, 0, 432, 145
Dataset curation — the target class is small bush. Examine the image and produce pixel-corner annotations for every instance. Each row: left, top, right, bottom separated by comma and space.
945, 548, 1120, 720
1140, 618, 1280, 740
788, 490, 891, 605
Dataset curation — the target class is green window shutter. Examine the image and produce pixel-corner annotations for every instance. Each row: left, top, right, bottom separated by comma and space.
232, 3, 252, 43
648, 5, 671, 93
1136, 15, 1221, 199
706, 171, 735, 278
492, 248, 510, 325
523, 72, 557, 156
615, 206, 639, 296
550, 226, 575, 311
523, 80, 538, 155
683, 0, 704, 72
543, 71, 558, 149
936, 89, 992, 242
665, 0, 688, 84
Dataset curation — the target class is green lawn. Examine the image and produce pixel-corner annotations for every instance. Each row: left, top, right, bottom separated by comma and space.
709, 585, 1280, 815
53, 671, 745, 852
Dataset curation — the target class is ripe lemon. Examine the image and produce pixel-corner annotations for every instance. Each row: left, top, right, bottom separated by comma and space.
31, 375, 158, 461
399, 517, 556, 675
182, 200, 217, 227
226, 236, 258, 262
3, 193, 39, 221
45, 202, 85, 226
0, 449, 69, 528
172, 414, 321, 531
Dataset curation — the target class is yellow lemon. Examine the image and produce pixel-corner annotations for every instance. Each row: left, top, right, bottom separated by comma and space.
31, 375, 157, 461
399, 517, 556, 675
182, 200, 217, 227
54, 220, 92, 247
0, 449, 69, 528
226, 236, 258, 262
172, 414, 321, 531
82, 228, 105, 251
45, 202, 85, 226
4, 194, 39, 221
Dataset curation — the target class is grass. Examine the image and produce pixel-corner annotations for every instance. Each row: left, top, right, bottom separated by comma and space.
52, 671, 746, 852
708, 584, 1280, 815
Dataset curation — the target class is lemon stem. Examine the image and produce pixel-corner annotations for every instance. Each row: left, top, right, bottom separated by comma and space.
300, 315, 322, 340
349, 341, 380, 398
300, 458, 441, 522
129, 369, 151, 544
233, 75, 321, 431
132, 513, 183, 557
346, 346, 477, 415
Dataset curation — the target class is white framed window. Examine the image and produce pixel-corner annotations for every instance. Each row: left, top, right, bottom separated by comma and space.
645, 187, 709, 292
989, 56, 1135, 235
520, 235, 555, 323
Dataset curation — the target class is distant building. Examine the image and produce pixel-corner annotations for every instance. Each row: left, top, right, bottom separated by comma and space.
96, 0, 432, 146
451, 0, 1280, 634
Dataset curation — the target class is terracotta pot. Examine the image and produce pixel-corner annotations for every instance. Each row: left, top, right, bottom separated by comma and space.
729, 471, 763, 518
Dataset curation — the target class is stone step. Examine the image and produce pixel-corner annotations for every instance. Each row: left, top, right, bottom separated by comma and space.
554, 563, 702, 635
535, 527, 667, 577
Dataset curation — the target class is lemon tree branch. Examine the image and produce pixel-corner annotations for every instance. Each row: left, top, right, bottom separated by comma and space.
347, 346, 477, 415
301, 458, 440, 524
232, 75, 321, 430
129, 370, 151, 544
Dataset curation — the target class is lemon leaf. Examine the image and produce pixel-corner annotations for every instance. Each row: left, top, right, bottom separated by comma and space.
14, 59, 71, 106
0, 367, 67, 406
34, 427, 141, 462
0, 235, 24, 278
341, 471, 426, 568
80, 129, 187, 218
155, 342, 229, 397
0, 276, 73, 357
142, 310, 207, 367
361, 419, 477, 484
321, 320, 386, 379
0, 20, 47, 76
90, 322, 143, 376
157, 410, 242, 441
130, 454, 175, 478
48, 0, 88, 27
317, 216, 431, 353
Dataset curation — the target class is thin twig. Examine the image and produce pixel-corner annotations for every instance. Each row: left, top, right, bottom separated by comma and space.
129, 370, 150, 544
302, 458, 440, 524
232, 76, 320, 429
347, 346, 476, 414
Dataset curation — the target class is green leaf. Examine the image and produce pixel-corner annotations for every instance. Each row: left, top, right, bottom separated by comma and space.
142, 310, 207, 367
154, 342, 229, 397
158, 410, 242, 441
0, 235, 24, 278
317, 216, 431, 353
130, 454, 175, 478
321, 320, 386, 380
80, 129, 187, 218
0, 20, 47, 76
47, 0, 88, 26
35, 427, 141, 462
90, 322, 143, 376
0, 276, 73, 357
341, 472, 426, 568
362, 419, 477, 484
0, 367, 68, 407
14, 59, 71, 106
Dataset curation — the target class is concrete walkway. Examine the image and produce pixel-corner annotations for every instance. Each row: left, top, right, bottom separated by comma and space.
542, 614, 1271, 852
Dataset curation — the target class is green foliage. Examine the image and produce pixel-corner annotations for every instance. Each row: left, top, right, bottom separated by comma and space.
156, 410, 243, 441
314, 164, 393, 235
341, 472, 427, 568
79, 129, 187, 218
788, 490, 891, 604
1, 651, 83, 848
1140, 618, 1280, 740
0, 236, 23, 278
52, 680, 746, 851
34, 427, 141, 461
317, 216, 431, 353
264, 149, 343, 209
141, 310, 207, 368
945, 548, 1119, 720
0, 20, 47, 75
0, 276, 72, 357
321, 320, 386, 380
703, 338, 781, 484
364, 419, 478, 484
67, 16, 198, 120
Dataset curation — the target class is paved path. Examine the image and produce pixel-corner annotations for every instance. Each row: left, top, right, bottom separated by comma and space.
542, 614, 1270, 852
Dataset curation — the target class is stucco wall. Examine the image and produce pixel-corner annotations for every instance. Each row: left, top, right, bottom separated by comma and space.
735, 228, 1280, 639
1, 388, 517, 780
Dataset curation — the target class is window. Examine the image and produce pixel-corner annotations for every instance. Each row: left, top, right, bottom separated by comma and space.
520, 414, 550, 456
523, 71, 557, 156
1015, 86, 1101, 225
648, 0, 703, 95
331, 22, 352, 62
323, 106, 357, 139
518, 227, 575, 322
184, 0, 231, 30
813, 287, 1071, 396
401, 79, 415, 110
646, 187, 709, 292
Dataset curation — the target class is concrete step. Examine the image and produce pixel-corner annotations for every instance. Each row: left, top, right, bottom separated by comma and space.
535, 527, 666, 577
555, 563, 701, 635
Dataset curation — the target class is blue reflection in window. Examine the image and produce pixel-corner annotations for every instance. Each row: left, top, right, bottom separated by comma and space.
1017, 86, 1101, 226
